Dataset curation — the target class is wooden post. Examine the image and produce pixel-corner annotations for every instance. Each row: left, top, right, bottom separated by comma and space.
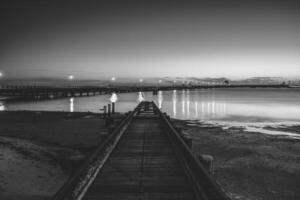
179, 131, 192, 149
112, 102, 115, 114
103, 106, 107, 118
198, 154, 214, 174
108, 104, 111, 117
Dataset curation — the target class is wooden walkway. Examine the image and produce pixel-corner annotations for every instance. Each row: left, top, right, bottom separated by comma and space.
83, 103, 195, 200
53, 101, 229, 200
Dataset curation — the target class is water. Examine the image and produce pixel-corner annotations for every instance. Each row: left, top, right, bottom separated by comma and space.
1, 88, 300, 123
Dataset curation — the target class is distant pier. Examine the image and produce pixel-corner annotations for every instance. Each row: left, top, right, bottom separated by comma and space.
0, 84, 291, 100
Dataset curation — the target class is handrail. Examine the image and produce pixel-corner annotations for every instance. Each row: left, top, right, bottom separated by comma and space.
52, 103, 142, 200
152, 101, 230, 200
53, 101, 229, 200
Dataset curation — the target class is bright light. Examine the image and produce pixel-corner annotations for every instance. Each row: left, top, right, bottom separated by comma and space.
69, 98, 74, 112
110, 93, 118, 103
111, 77, 116, 81
0, 72, 3, 77
158, 80, 162, 84
139, 78, 143, 83
68, 75, 74, 80
158, 91, 163, 109
138, 92, 145, 102
0, 103, 5, 111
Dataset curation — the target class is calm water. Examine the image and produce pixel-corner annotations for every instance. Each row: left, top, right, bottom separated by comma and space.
1, 88, 300, 123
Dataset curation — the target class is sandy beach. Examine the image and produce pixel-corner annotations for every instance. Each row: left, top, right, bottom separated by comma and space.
1, 111, 299, 200
0, 111, 121, 200
173, 119, 300, 200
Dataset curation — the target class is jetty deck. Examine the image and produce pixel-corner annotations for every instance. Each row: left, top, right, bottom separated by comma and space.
53, 101, 229, 200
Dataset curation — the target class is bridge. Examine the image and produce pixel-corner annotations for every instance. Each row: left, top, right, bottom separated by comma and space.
0, 86, 135, 99
0, 84, 289, 100
52, 101, 230, 200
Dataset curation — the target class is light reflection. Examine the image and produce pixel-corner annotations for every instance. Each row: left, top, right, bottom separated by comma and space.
4, 89, 299, 122
0, 102, 5, 111
110, 93, 118, 103
158, 91, 163, 109
207, 102, 210, 116
181, 90, 185, 116
186, 90, 190, 117
212, 101, 215, 116
69, 98, 74, 112
201, 102, 205, 118
138, 92, 145, 102
172, 90, 177, 117
195, 102, 198, 118
187, 100, 190, 117
216, 103, 220, 114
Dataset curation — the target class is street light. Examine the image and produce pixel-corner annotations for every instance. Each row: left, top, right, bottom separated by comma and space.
68, 75, 74, 80
68, 75, 74, 89
138, 78, 143, 92
157, 79, 162, 92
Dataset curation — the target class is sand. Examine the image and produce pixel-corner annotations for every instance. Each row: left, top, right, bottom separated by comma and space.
0, 111, 120, 200
0, 136, 74, 200
173, 119, 300, 200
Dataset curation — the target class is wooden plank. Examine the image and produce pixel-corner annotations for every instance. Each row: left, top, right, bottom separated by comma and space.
82, 103, 196, 200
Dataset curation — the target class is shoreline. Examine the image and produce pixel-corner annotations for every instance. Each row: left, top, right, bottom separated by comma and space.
1, 110, 299, 199
183, 119, 300, 140
172, 119, 300, 200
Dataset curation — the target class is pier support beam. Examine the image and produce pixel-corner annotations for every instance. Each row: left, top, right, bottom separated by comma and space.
112, 102, 115, 114
107, 104, 111, 117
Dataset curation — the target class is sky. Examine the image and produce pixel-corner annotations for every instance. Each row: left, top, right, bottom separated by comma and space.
0, 0, 299, 80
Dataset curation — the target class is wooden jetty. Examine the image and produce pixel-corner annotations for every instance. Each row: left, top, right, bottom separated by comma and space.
53, 101, 229, 200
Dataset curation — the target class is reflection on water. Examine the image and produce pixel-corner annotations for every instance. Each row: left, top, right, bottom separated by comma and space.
165, 90, 228, 120
154, 88, 300, 122
158, 91, 163, 109
195, 102, 198, 118
110, 93, 118, 103
69, 98, 74, 112
1, 88, 300, 123
172, 90, 177, 117
0, 102, 5, 111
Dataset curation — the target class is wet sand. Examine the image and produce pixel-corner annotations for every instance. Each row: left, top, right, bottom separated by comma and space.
0, 111, 121, 200
173, 119, 300, 200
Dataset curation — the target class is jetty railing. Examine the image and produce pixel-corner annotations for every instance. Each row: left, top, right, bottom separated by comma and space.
52, 103, 142, 200
53, 101, 230, 200
153, 102, 230, 200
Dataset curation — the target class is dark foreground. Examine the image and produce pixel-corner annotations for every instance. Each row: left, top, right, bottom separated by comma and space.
0, 111, 299, 199
0, 111, 121, 200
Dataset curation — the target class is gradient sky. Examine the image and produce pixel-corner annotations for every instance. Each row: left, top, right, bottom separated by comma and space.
0, 0, 299, 79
